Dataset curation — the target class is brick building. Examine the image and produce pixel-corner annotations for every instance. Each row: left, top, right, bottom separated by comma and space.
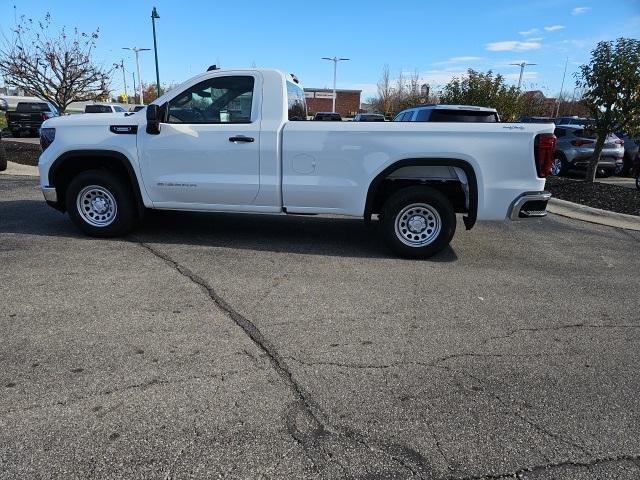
304, 88, 361, 118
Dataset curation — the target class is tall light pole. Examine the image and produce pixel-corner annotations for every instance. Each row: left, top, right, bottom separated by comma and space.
555, 57, 568, 117
322, 56, 350, 113
510, 61, 537, 90
123, 47, 150, 105
151, 7, 161, 99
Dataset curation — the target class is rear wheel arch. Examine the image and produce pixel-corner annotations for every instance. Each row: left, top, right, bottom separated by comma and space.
48, 150, 145, 217
364, 158, 478, 230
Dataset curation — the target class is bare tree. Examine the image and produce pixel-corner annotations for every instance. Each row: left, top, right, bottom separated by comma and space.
373, 64, 394, 117
0, 13, 111, 113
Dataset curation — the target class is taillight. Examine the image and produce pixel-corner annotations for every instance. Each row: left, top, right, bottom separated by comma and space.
616, 139, 624, 146
41, 113, 47, 121
570, 139, 594, 147
534, 133, 556, 178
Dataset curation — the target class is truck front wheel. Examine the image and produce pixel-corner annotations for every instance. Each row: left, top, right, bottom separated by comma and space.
380, 186, 456, 259
65, 170, 137, 237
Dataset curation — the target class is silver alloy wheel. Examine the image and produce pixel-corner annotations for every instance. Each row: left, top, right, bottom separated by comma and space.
551, 157, 562, 176
394, 202, 441, 247
76, 185, 118, 227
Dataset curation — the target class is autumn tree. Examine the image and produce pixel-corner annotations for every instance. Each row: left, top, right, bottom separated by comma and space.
439, 69, 524, 121
0, 13, 111, 113
576, 37, 640, 182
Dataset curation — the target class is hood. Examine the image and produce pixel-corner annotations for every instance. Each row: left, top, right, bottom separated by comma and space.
42, 112, 140, 129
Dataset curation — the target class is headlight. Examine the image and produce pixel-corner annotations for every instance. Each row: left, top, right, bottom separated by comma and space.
40, 128, 56, 151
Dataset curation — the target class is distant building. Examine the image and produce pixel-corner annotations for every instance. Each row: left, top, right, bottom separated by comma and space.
304, 88, 361, 117
523, 90, 590, 118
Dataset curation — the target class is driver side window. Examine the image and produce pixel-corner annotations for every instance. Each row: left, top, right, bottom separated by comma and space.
167, 75, 254, 124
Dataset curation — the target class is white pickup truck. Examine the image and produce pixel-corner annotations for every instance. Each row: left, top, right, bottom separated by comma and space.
38, 68, 556, 258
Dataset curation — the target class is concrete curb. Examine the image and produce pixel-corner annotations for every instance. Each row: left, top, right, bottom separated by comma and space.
0, 161, 39, 177
548, 197, 640, 231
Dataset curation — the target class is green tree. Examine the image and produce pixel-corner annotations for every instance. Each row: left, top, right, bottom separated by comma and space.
576, 37, 640, 182
439, 69, 524, 121
0, 13, 111, 113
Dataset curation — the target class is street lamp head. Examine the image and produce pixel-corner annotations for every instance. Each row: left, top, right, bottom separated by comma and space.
152, 7, 160, 19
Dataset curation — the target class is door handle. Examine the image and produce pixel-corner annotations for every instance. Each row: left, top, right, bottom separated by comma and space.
228, 135, 254, 143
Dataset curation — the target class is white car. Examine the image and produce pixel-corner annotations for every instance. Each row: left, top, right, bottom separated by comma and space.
38, 68, 555, 258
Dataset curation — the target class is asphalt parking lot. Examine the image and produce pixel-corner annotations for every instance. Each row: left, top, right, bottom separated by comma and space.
1, 175, 639, 480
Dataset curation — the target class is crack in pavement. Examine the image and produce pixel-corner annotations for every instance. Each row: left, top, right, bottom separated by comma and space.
481, 322, 640, 347
287, 353, 592, 462
1, 370, 241, 418
134, 239, 437, 479
448, 453, 640, 480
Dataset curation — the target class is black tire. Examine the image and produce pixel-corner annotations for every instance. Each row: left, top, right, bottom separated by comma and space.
65, 170, 138, 237
550, 154, 567, 177
10, 129, 20, 138
380, 186, 456, 259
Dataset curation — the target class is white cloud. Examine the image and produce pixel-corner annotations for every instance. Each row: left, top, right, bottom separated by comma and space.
572, 7, 590, 15
544, 25, 565, 31
486, 40, 542, 52
519, 28, 539, 36
432, 56, 484, 66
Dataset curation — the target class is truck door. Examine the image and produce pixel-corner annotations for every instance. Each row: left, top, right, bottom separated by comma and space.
138, 74, 260, 207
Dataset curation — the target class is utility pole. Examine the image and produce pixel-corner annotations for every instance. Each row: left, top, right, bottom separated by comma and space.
121, 60, 128, 102
510, 61, 537, 90
322, 56, 350, 113
555, 57, 568, 118
123, 47, 151, 105
132, 72, 137, 104
151, 7, 161, 98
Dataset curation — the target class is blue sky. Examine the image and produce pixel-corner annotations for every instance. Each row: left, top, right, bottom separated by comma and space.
1, 0, 639, 100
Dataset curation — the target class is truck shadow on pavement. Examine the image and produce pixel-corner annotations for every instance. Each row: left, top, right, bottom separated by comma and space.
0, 199, 458, 262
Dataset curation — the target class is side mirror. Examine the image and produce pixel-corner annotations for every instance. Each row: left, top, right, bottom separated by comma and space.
146, 104, 161, 135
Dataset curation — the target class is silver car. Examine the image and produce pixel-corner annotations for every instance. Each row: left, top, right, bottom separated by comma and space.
551, 125, 624, 177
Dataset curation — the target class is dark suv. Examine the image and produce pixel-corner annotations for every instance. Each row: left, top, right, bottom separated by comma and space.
353, 113, 385, 122
313, 112, 342, 121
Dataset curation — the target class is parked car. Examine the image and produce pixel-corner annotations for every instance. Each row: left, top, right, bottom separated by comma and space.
353, 113, 385, 122
551, 125, 624, 177
84, 104, 127, 113
554, 116, 592, 126
615, 131, 639, 176
313, 112, 342, 121
393, 105, 499, 122
6, 101, 58, 137
517, 116, 556, 123
0, 130, 6, 172
38, 68, 555, 259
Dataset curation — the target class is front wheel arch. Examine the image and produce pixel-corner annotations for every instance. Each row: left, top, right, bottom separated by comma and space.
48, 150, 145, 218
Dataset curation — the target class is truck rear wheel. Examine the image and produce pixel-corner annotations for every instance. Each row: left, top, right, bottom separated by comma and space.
65, 170, 137, 237
380, 186, 456, 259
